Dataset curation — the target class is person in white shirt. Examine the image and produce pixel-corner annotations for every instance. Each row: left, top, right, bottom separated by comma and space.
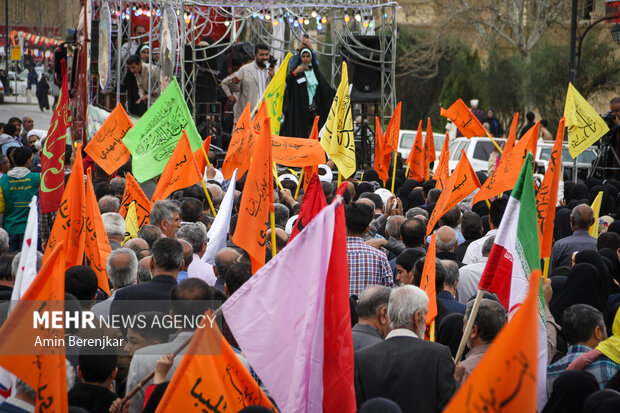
177, 222, 216, 286
462, 198, 507, 264
458, 236, 494, 304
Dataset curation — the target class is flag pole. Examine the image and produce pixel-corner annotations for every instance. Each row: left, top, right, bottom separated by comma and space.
390, 151, 397, 193
273, 163, 284, 191
200, 179, 217, 217
485, 131, 503, 154
405, 163, 410, 179
337, 171, 342, 187
295, 169, 304, 199
200, 145, 211, 166
543, 257, 550, 281
429, 320, 435, 342
270, 205, 277, 258
454, 289, 484, 364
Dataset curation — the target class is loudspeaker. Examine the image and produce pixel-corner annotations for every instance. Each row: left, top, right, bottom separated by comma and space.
339, 35, 392, 103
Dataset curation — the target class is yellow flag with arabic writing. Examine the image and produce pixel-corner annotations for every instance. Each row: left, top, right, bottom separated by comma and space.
122, 201, 139, 245
589, 190, 603, 238
320, 62, 356, 178
564, 82, 609, 158
261, 52, 292, 136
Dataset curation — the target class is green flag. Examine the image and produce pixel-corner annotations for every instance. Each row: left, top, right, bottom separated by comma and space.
123, 78, 202, 182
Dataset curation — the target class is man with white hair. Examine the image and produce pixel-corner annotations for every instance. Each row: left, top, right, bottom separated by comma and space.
149, 200, 181, 238
91, 248, 138, 317
177, 222, 216, 286
354, 285, 456, 412
435, 226, 463, 267
98, 195, 121, 214
102, 212, 126, 250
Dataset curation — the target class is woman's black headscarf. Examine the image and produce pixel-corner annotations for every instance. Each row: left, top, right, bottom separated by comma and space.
542, 370, 599, 413
583, 389, 620, 413
549, 263, 608, 323
407, 189, 426, 209
554, 208, 573, 241
589, 185, 616, 217
574, 250, 619, 298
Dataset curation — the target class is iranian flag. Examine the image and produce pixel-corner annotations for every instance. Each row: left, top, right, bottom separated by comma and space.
478, 152, 547, 410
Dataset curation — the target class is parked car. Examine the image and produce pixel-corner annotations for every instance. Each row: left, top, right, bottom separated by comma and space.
448, 137, 506, 173
6, 71, 27, 96
398, 129, 446, 162
535, 142, 597, 181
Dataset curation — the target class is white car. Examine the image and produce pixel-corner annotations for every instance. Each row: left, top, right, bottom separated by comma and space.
535, 142, 597, 181
398, 129, 446, 162
448, 137, 506, 173
6, 72, 27, 96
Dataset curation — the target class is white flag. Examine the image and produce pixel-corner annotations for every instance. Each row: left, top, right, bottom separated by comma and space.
202, 169, 237, 264
9, 196, 39, 305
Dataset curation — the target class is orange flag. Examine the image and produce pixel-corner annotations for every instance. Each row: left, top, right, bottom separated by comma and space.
0, 242, 68, 413
222, 104, 257, 180
302, 116, 321, 191
151, 131, 203, 203
420, 234, 437, 327
433, 133, 450, 191
119, 172, 152, 228
472, 121, 539, 205
374, 116, 388, 182
406, 120, 425, 181
252, 100, 269, 132
44, 143, 86, 266
426, 151, 481, 236
84, 102, 132, 175
85, 169, 112, 295
271, 135, 326, 167
194, 135, 212, 176
537, 118, 565, 258
155, 311, 275, 412
232, 117, 273, 273
504, 113, 519, 154
424, 118, 437, 168
440, 98, 487, 138
382, 102, 402, 172
444, 271, 540, 413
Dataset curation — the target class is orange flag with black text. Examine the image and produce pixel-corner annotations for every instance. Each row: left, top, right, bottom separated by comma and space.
406, 120, 425, 181
424, 118, 436, 180
119, 172, 152, 228
537, 118, 565, 258
420, 234, 437, 329
151, 131, 203, 203
0, 242, 68, 413
426, 151, 481, 235
374, 116, 388, 182
444, 270, 540, 413
382, 102, 402, 171
155, 311, 275, 412
302, 116, 321, 192
44, 143, 86, 267
472, 121, 539, 205
194, 135, 212, 176
222, 104, 256, 180
433, 133, 450, 191
252, 100, 269, 132
232, 117, 273, 273
84, 102, 132, 175
504, 113, 519, 154
84, 170, 112, 295
440, 98, 487, 138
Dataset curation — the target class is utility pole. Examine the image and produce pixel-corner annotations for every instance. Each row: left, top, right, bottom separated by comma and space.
5, 0, 9, 72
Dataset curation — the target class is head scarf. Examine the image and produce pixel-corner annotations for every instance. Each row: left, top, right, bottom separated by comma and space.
589, 185, 616, 217
358, 398, 403, 413
541, 370, 599, 413
549, 263, 608, 323
299, 48, 318, 105
583, 390, 620, 413
568, 183, 589, 203
574, 250, 618, 298
599, 248, 620, 283
599, 215, 614, 235
362, 169, 381, 186
554, 208, 573, 241
608, 220, 620, 235
436, 312, 464, 358
407, 189, 426, 209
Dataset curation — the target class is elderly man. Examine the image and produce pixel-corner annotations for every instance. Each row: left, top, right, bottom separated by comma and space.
346, 202, 394, 297
149, 200, 182, 238
19, 116, 34, 141
177, 222, 216, 286
124, 238, 151, 260
101, 212, 126, 250
213, 248, 240, 291
455, 298, 506, 382
354, 285, 455, 412
549, 204, 597, 272
91, 248, 138, 317
180, 197, 203, 223
438, 260, 465, 314
435, 226, 463, 267
137, 225, 162, 248
458, 236, 494, 304
352, 285, 391, 350
98, 195, 120, 214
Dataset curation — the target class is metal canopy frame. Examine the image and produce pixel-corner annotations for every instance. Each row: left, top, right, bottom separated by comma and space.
91, 0, 397, 149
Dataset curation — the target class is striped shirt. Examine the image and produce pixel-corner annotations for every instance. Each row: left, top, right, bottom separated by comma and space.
347, 236, 394, 297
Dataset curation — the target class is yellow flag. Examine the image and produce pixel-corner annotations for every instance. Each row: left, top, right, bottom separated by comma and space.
589, 190, 603, 238
564, 82, 609, 158
320, 62, 356, 178
122, 201, 139, 245
261, 52, 293, 136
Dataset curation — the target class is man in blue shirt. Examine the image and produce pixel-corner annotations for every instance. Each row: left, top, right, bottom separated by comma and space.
549, 204, 597, 272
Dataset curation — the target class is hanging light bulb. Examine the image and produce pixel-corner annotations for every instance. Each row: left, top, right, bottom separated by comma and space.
273, 20, 278, 26
298, 17, 304, 24
224, 20, 230, 27
258, 13, 265, 20
304, 19, 310, 25
265, 13, 271, 20
354, 13, 361, 22
363, 20, 369, 28
344, 14, 351, 23
293, 20, 299, 28
321, 16, 327, 24
288, 16, 294, 23
311, 9, 317, 18
317, 23, 323, 31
